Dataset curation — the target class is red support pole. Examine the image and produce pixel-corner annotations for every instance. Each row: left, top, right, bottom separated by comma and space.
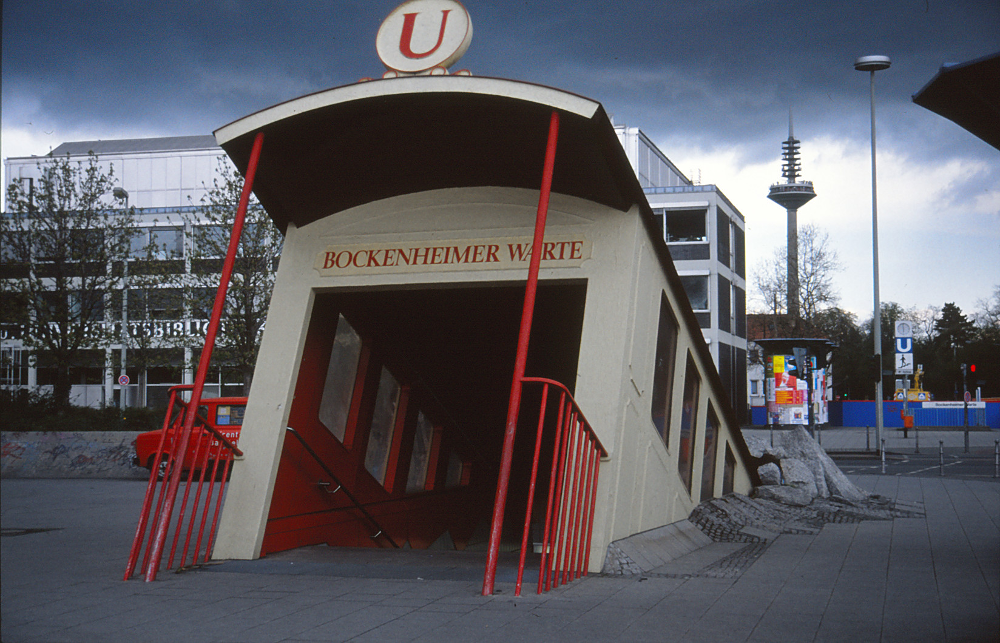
582, 447, 601, 576
561, 420, 586, 586
515, 383, 550, 596
144, 131, 264, 582
124, 389, 179, 579
574, 439, 597, 579
483, 111, 560, 596
538, 393, 568, 594
552, 417, 579, 588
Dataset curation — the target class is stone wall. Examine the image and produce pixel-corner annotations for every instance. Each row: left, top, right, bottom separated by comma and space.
1, 432, 148, 479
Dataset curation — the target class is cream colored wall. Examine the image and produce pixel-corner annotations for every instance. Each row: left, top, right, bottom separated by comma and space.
212, 186, 755, 565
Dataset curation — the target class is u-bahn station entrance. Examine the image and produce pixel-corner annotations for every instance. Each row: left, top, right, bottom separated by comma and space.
194, 5, 759, 590
208, 73, 757, 587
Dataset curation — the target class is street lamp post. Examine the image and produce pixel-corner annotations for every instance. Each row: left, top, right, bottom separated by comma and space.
855, 55, 890, 452
113, 187, 130, 408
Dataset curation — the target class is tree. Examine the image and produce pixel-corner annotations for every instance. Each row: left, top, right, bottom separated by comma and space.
812, 307, 867, 399
185, 159, 282, 394
1, 154, 139, 407
751, 224, 843, 322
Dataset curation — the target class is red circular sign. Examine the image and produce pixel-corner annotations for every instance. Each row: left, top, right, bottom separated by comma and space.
118, 374, 130, 386
376, 0, 473, 74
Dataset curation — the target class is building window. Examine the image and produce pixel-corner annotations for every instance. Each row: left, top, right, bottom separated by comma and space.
701, 406, 719, 502
750, 380, 759, 396
650, 293, 678, 444
406, 410, 435, 493
734, 226, 746, 278
364, 366, 401, 486
722, 445, 736, 495
678, 355, 701, 493
717, 214, 730, 268
130, 227, 183, 260
663, 209, 707, 243
318, 314, 363, 443
718, 275, 731, 333
679, 275, 710, 311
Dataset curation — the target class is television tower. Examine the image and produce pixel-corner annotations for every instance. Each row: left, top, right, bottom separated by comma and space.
767, 110, 816, 321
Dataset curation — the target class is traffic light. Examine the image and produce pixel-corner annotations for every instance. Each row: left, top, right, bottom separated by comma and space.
970, 364, 976, 374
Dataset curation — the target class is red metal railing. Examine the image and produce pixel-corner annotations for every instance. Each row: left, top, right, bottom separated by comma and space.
125, 130, 265, 582
514, 378, 605, 595
124, 385, 244, 580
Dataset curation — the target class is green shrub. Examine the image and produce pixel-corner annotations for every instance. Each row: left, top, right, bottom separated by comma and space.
0, 389, 164, 432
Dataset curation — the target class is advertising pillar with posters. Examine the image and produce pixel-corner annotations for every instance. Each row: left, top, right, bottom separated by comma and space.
758, 338, 835, 428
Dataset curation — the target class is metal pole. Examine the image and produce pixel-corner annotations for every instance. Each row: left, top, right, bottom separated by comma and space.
483, 110, 560, 596
869, 68, 885, 458
939, 440, 944, 477
144, 131, 264, 582
880, 438, 886, 474
915, 418, 920, 453
994, 440, 998, 479
866, 425, 870, 452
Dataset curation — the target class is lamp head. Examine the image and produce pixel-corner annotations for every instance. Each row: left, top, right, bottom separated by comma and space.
854, 55, 891, 72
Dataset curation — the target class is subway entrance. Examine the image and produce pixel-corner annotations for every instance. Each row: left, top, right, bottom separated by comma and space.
261, 281, 587, 555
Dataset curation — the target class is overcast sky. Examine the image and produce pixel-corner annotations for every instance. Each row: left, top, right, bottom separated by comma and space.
3, 0, 998, 321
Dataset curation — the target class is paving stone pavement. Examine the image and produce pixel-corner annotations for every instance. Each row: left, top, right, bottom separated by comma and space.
2, 476, 998, 642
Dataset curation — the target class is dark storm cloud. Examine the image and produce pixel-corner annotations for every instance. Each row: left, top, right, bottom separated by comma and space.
2, 0, 998, 161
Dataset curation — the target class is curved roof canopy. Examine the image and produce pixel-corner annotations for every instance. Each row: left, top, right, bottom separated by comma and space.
215, 76, 645, 233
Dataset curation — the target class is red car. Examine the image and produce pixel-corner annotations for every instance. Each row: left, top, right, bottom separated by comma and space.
134, 394, 246, 479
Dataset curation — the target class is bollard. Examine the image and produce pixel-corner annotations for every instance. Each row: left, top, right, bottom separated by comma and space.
770, 426, 774, 448
817, 424, 822, 446
881, 439, 886, 475
915, 422, 919, 454
964, 426, 969, 454
939, 440, 944, 477
866, 426, 870, 452
994, 440, 998, 479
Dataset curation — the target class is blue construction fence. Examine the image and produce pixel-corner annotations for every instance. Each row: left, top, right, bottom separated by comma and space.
751, 401, 999, 428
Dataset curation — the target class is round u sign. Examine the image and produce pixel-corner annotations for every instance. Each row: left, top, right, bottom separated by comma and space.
376, 0, 473, 74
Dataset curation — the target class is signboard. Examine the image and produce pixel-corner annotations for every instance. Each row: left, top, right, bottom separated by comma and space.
315, 235, 591, 277
895, 321, 913, 375
376, 0, 473, 74
118, 374, 130, 386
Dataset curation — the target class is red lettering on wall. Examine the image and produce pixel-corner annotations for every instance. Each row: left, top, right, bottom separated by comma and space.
323, 252, 336, 269
570, 241, 583, 259
542, 242, 557, 260
352, 250, 368, 268
412, 246, 430, 264
472, 245, 485, 262
384, 249, 397, 266
367, 250, 382, 268
398, 10, 451, 59
450, 246, 471, 263
335, 251, 352, 268
507, 243, 530, 261
430, 246, 444, 264
486, 245, 499, 262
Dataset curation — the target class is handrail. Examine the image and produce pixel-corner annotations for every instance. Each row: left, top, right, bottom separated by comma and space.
285, 427, 399, 548
513, 377, 606, 596
125, 387, 243, 581
521, 377, 606, 455
163, 384, 244, 457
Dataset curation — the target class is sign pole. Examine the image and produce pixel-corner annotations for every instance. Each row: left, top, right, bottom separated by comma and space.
483, 110, 559, 596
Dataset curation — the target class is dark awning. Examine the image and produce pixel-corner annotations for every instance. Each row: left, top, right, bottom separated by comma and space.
214, 76, 645, 234
912, 52, 1000, 150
